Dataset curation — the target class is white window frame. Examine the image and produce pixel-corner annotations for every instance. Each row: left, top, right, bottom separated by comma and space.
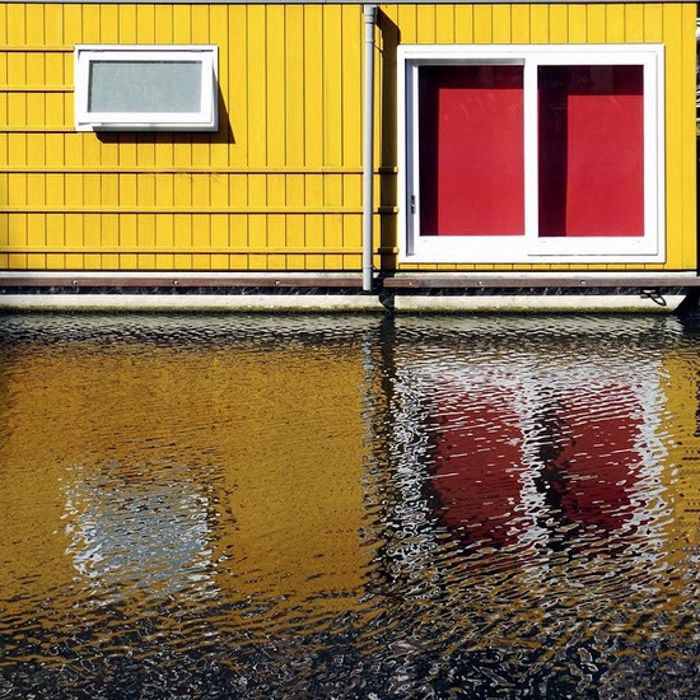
74, 45, 218, 132
397, 44, 665, 264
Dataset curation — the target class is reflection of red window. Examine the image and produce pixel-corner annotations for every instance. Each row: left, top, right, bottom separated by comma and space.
431, 390, 524, 547
549, 387, 643, 531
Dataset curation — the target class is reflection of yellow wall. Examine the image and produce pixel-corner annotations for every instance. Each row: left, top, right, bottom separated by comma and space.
658, 350, 700, 550
0, 2, 695, 272
0, 339, 367, 622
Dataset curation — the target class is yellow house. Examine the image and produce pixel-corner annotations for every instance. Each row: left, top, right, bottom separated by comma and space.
0, 0, 697, 303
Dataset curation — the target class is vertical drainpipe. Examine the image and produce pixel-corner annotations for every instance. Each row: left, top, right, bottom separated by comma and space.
362, 4, 377, 292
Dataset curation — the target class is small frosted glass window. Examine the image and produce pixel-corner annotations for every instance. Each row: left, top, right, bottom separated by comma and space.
74, 45, 218, 131
88, 61, 202, 113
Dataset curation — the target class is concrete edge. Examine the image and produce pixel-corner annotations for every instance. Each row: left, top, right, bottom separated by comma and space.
393, 294, 686, 313
0, 293, 386, 312
0, 293, 688, 313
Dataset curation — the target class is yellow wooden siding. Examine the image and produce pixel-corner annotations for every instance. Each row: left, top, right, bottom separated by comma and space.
0, 3, 695, 272
381, 2, 697, 272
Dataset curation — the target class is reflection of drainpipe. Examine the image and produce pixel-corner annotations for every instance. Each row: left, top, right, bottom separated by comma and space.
362, 4, 377, 292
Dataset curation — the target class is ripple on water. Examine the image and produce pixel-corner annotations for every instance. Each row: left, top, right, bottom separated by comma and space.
0, 312, 699, 697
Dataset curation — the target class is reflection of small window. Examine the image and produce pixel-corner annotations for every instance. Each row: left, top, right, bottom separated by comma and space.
74, 45, 218, 132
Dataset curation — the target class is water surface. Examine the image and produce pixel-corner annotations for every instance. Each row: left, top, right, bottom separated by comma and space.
1, 313, 698, 697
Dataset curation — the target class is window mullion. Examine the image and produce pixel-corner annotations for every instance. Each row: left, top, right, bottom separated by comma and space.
523, 56, 539, 249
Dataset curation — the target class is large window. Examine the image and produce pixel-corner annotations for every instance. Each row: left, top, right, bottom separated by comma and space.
74, 45, 218, 132
398, 45, 665, 264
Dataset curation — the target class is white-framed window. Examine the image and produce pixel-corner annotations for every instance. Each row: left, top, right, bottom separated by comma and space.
397, 44, 665, 264
74, 45, 218, 132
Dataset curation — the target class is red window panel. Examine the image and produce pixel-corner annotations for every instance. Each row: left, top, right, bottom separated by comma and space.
538, 65, 644, 238
419, 65, 525, 236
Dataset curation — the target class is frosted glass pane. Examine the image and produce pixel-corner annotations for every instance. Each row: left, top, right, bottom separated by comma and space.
88, 61, 202, 113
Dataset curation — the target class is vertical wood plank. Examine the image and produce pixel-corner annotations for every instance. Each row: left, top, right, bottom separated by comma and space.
435, 5, 455, 44
26, 213, 46, 269
530, 5, 549, 42
511, 5, 530, 43
8, 216, 28, 268
548, 5, 568, 43
209, 5, 229, 170
155, 173, 174, 267
661, 3, 683, 267
229, 5, 248, 171
305, 175, 324, 268
154, 212, 173, 271
398, 4, 418, 44
304, 5, 324, 167
210, 209, 227, 270
324, 174, 343, 268
248, 173, 266, 268
267, 174, 286, 267
248, 214, 266, 269
136, 3, 156, 42
473, 5, 492, 44
586, 4, 607, 42
416, 5, 436, 43
606, 4, 625, 42
25, 4, 43, 56
643, 3, 664, 41
341, 4, 361, 169
45, 213, 64, 270
323, 5, 343, 166
247, 5, 267, 171
680, 2, 696, 268
81, 3, 99, 43
493, 5, 512, 44
192, 213, 210, 270
624, 4, 645, 42
285, 5, 304, 167
286, 214, 304, 270
191, 5, 211, 171
173, 213, 191, 271
567, 4, 587, 43
83, 210, 100, 270
267, 4, 286, 169
229, 214, 247, 269
6, 4, 25, 45
173, 169, 191, 267
454, 4, 473, 43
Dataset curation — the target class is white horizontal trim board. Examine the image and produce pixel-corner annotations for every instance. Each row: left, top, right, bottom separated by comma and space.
397, 44, 665, 265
